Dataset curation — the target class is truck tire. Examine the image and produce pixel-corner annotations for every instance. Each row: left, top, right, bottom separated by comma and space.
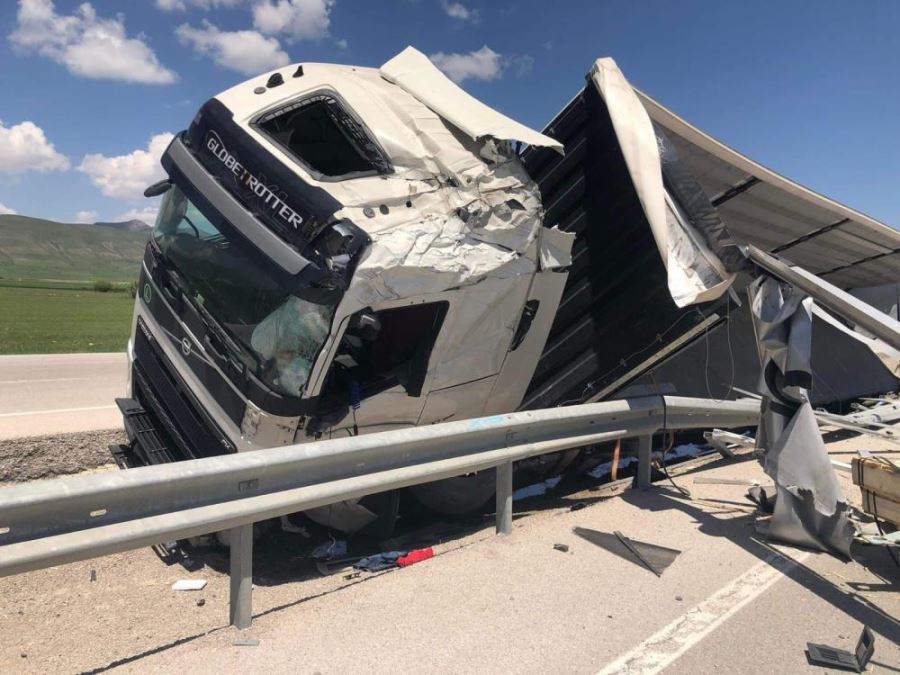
409, 471, 496, 515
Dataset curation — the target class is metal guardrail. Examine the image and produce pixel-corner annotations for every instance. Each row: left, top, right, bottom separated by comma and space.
0, 395, 759, 628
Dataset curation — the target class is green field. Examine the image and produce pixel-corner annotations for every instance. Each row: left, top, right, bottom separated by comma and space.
0, 213, 146, 353
0, 282, 134, 354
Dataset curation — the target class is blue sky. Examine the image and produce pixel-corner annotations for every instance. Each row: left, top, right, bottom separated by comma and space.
0, 0, 898, 227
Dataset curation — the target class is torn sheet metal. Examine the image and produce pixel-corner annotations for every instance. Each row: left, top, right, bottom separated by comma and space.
381, 47, 564, 154
313, 56, 573, 411
749, 275, 855, 556
589, 57, 734, 308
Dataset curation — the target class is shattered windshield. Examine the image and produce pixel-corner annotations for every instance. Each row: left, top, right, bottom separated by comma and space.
151, 185, 335, 397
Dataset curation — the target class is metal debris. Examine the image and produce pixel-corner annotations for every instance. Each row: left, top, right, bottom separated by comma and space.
703, 429, 755, 458
693, 477, 760, 486
573, 527, 680, 577
806, 626, 874, 673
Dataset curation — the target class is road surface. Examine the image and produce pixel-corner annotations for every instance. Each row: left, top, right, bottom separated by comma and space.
1, 438, 897, 673
0, 353, 126, 440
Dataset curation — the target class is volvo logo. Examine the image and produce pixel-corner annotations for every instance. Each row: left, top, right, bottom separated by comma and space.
142, 283, 152, 304
181, 337, 192, 357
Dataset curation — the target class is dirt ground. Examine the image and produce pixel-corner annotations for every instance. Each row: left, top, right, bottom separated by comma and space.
0, 426, 897, 673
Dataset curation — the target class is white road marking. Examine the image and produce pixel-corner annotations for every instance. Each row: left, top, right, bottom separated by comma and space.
0, 404, 118, 418
0, 378, 86, 384
597, 549, 811, 675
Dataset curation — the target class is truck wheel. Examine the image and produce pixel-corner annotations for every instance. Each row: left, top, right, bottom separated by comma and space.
409, 471, 496, 515
357, 490, 400, 539
214, 520, 273, 547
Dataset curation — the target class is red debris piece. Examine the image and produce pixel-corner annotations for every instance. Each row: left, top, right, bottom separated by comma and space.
397, 547, 434, 567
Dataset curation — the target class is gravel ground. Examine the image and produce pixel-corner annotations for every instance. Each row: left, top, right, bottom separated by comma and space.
0, 429, 122, 483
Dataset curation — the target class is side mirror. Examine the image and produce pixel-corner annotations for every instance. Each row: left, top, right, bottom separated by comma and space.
143, 179, 172, 198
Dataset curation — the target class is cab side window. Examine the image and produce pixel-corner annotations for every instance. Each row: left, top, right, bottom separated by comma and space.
313, 302, 448, 425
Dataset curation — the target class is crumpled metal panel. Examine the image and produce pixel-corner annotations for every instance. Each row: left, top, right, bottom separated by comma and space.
749, 275, 855, 556
381, 47, 563, 154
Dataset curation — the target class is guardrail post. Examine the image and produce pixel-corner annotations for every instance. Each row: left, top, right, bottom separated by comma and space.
229, 523, 254, 629
636, 434, 653, 488
496, 461, 513, 534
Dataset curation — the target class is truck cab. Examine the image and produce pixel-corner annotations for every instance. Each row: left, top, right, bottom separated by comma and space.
117, 48, 571, 520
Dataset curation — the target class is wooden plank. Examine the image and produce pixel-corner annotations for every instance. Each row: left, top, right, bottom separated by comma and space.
861, 490, 900, 527
852, 457, 900, 501
610, 439, 621, 481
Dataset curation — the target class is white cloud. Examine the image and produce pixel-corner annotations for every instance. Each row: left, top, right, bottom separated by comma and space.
9, 0, 177, 84
429, 46, 503, 84
0, 201, 18, 215
176, 21, 290, 75
511, 54, 534, 78
117, 206, 159, 226
74, 210, 98, 223
252, 0, 334, 42
78, 133, 173, 201
441, 1, 479, 22
155, 0, 244, 10
0, 120, 70, 173
334, 37, 347, 49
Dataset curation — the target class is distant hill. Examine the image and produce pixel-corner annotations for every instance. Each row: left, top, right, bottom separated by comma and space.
0, 214, 149, 282
94, 219, 151, 233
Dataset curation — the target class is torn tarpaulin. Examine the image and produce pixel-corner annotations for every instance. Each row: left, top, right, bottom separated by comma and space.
749, 276, 855, 556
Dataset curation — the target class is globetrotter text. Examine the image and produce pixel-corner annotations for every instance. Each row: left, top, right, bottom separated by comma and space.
206, 134, 304, 230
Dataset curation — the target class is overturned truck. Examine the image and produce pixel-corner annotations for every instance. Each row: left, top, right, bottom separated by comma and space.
114, 47, 900, 531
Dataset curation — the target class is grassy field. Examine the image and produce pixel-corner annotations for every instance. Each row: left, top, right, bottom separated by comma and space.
0, 282, 134, 354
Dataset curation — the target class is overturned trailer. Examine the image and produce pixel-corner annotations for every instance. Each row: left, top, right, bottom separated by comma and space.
114, 47, 900, 531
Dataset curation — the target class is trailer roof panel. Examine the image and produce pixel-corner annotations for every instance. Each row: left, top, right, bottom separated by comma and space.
637, 91, 900, 289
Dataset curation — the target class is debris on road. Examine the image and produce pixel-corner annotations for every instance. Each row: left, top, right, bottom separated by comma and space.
806, 626, 875, 672
315, 557, 364, 577
693, 476, 760, 486
573, 527, 681, 577
553, 543, 570, 553
703, 429, 755, 459
311, 538, 348, 560
279, 515, 310, 537
171, 579, 207, 591
397, 547, 434, 567
353, 547, 434, 572
233, 638, 260, 647
354, 551, 404, 572
852, 454, 900, 527
746, 486, 777, 514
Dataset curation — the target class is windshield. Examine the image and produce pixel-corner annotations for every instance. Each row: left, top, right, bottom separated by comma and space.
152, 185, 335, 397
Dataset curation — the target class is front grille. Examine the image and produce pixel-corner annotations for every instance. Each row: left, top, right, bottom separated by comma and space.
133, 319, 236, 459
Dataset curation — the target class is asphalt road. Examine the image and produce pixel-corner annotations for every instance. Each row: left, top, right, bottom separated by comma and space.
0, 353, 126, 440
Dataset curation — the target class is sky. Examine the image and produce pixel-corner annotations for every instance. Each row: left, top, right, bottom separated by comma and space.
0, 0, 898, 228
